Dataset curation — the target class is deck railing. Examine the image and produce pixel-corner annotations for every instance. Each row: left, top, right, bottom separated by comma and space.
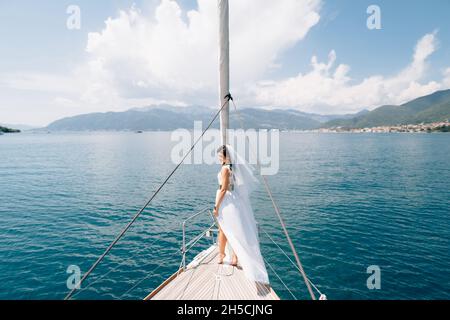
181, 207, 218, 270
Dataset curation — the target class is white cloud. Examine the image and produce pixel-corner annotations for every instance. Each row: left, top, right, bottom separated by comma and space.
2, 1, 450, 126
81, 0, 321, 106
1, 0, 321, 125
251, 31, 449, 114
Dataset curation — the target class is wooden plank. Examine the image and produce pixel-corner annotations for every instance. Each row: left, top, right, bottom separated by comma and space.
147, 245, 280, 300
144, 268, 183, 300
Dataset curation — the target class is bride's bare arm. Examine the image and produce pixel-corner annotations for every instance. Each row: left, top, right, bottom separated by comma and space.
214, 167, 230, 216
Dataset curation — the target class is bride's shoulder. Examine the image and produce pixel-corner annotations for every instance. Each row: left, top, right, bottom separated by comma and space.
221, 165, 231, 174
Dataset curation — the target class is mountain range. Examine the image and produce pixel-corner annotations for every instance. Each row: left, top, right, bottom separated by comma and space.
43, 89, 450, 131
324, 89, 450, 128
45, 105, 362, 131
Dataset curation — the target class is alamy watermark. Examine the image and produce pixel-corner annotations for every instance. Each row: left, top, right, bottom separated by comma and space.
171, 122, 280, 176
66, 5, 81, 30
367, 5, 382, 30
66, 265, 82, 290
367, 265, 381, 290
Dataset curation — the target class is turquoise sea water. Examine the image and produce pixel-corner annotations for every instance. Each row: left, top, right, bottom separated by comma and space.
0, 132, 449, 300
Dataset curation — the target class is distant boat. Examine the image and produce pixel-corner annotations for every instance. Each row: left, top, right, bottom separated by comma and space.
136, 130, 143, 134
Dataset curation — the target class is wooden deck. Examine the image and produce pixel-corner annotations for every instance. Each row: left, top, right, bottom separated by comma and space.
145, 245, 279, 300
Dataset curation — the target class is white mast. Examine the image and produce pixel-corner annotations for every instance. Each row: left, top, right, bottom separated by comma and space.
218, 0, 230, 146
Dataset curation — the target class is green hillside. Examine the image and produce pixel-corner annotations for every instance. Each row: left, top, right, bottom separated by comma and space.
0, 126, 20, 133
324, 89, 450, 128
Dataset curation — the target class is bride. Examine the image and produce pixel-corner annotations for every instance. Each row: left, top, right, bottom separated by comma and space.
213, 145, 269, 284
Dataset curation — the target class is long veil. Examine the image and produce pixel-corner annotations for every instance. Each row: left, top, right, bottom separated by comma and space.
217, 144, 269, 284
226, 144, 259, 197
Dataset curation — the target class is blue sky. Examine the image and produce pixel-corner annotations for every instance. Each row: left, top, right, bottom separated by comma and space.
281, 0, 450, 80
1, 0, 449, 126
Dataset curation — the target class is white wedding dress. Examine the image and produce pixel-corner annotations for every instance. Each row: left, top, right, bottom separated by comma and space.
215, 146, 269, 284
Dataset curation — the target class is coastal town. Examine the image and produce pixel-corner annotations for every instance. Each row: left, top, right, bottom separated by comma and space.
313, 121, 450, 133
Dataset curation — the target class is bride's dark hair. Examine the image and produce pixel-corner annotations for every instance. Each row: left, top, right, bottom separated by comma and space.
217, 145, 231, 166
217, 145, 227, 157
